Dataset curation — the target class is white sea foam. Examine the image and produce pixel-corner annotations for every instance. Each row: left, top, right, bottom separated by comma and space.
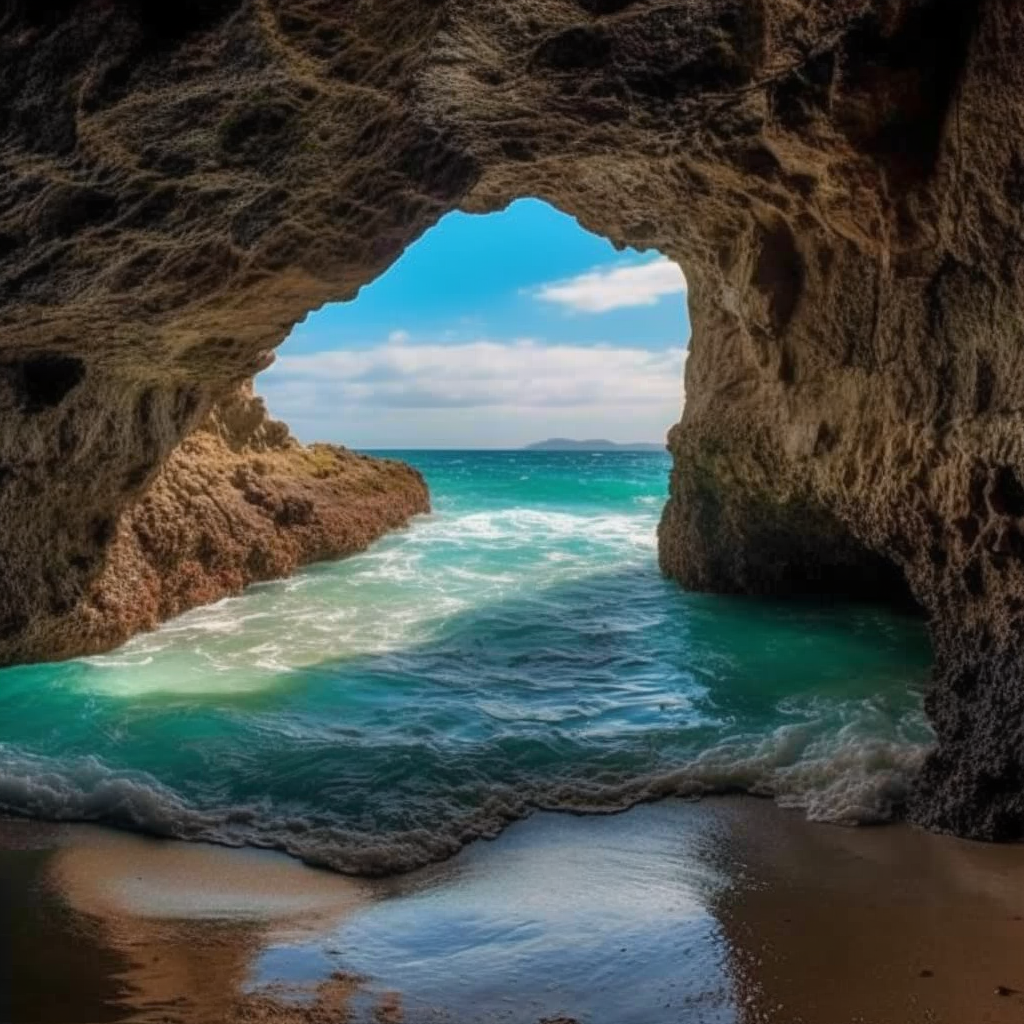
0, 716, 933, 877
412, 507, 653, 550
77, 502, 659, 699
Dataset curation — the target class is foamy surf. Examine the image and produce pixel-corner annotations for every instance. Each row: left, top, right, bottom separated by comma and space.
0, 709, 931, 875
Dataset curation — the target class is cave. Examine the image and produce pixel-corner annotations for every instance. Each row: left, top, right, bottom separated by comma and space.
0, 0, 1022, 843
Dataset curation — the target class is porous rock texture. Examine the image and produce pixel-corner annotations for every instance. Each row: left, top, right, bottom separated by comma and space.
0, 0, 1022, 838
45, 384, 430, 660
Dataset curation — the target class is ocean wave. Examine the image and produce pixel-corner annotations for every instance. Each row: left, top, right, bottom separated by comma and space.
411, 508, 656, 549
0, 720, 933, 877
79, 501, 662, 686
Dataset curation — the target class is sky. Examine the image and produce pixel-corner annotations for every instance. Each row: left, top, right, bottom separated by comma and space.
257, 198, 690, 449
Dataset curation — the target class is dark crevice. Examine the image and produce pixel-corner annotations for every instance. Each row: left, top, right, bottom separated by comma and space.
836, 0, 983, 186
0, 353, 86, 414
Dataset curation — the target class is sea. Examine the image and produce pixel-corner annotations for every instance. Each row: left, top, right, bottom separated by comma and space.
0, 449, 934, 874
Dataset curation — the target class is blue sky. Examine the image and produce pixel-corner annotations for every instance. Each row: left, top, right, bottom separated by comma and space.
258, 199, 690, 448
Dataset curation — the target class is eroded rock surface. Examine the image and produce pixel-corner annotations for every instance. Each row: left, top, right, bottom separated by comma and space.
14, 384, 429, 662
1, 0, 1023, 837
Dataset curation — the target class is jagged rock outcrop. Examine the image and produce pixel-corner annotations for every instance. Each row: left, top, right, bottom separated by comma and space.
14, 383, 429, 662
0, 0, 1022, 838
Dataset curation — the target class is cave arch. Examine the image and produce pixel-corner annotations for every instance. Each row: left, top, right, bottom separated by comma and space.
0, 0, 1021, 839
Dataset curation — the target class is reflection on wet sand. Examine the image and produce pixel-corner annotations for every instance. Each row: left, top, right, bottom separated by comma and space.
0, 823, 128, 1024
2, 798, 1023, 1023
47, 829, 386, 1023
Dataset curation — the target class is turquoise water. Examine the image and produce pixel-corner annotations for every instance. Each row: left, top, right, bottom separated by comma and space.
0, 451, 933, 874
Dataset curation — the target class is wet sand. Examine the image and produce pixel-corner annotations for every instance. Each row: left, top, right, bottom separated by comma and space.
2, 798, 1024, 1023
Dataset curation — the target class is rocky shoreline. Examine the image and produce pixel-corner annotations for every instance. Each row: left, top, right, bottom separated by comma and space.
17, 385, 429, 664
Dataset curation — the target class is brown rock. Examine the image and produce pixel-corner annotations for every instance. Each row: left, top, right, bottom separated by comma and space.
0, 0, 1022, 839
13, 384, 429, 662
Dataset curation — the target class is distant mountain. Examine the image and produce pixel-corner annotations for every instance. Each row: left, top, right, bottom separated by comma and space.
524, 438, 664, 452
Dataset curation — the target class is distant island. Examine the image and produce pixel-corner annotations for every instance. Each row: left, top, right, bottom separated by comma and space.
524, 438, 664, 452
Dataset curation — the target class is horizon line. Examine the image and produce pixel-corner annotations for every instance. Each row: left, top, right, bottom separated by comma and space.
349, 445, 668, 451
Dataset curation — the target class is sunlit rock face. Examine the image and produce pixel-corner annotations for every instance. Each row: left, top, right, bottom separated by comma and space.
43, 384, 429, 660
1, 0, 1023, 838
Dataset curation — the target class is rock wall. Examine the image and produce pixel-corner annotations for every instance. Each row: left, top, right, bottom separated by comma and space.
1, 0, 1023, 837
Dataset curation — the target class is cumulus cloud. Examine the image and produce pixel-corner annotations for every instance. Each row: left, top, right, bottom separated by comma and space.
534, 256, 687, 314
267, 339, 682, 409
260, 338, 686, 447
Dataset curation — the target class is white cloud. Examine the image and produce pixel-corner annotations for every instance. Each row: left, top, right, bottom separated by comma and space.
534, 257, 687, 314
387, 329, 411, 345
260, 338, 686, 448
268, 340, 682, 410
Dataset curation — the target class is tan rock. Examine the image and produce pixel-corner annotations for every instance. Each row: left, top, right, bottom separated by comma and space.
13, 383, 429, 661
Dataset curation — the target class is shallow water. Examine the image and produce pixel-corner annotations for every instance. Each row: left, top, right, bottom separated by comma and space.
0, 451, 932, 873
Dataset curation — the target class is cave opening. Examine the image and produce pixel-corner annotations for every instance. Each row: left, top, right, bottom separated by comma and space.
257, 197, 690, 452
0, 188, 935, 887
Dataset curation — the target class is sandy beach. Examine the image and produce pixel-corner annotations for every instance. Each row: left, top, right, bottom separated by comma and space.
0, 798, 1022, 1023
